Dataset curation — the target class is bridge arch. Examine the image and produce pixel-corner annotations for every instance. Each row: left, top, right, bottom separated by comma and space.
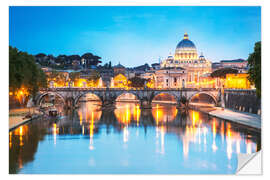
115, 92, 139, 102
152, 91, 178, 103
115, 91, 140, 100
36, 92, 65, 106
188, 92, 218, 105
74, 91, 102, 106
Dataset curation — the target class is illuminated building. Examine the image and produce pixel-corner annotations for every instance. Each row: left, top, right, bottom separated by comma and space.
160, 33, 212, 88
155, 67, 187, 88
220, 59, 248, 69
113, 73, 128, 88
225, 73, 252, 89
198, 73, 216, 88
46, 71, 69, 87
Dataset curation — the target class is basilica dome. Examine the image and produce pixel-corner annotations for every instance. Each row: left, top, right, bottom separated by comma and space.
174, 33, 198, 60
176, 33, 196, 51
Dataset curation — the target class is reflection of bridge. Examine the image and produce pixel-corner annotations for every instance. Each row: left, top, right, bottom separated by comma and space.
34, 88, 220, 109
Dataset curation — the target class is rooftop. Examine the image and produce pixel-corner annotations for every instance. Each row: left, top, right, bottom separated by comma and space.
220, 59, 246, 63
114, 62, 125, 68
161, 67, 186, 70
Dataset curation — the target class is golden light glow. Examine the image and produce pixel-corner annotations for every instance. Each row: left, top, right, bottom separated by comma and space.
226, 123, 232, 159
19, 126, 24, 146
89, 111, 95, 150
13, 125, 28, 147
225, 73, 251, 89
90, 112, 94, 138
115, 103, 140, 125
113, 74, 128, 88
146, 79, 155, 88
191, 110, 199, 127
9, 132, 12, 148
53, 123, 58, 145
77, 102, 102, 125
212, 119, 218, 152
134, 105, 141, 126
152, 104, 177, 124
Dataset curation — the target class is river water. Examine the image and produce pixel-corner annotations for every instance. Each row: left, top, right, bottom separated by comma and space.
9, 101, 260, 174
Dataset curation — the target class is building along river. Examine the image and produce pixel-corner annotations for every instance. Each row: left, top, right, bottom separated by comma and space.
9, 101, 260, 174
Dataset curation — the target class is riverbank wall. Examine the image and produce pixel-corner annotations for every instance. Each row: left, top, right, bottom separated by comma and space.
224, 89, 261, 115
189, 105, 261, 132
9, 107, 43, 131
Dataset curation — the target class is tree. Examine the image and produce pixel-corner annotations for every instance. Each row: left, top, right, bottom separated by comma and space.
87, 70, 100, 87
210, 68, 238, 78
9, 46, 47, 97
247, 41, 261, 98
69, 72, 80, 84
128, 76, 146, 88
82, 53, 102, 66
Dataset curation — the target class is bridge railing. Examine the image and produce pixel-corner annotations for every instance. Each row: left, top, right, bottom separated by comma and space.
39, 87, 219, 92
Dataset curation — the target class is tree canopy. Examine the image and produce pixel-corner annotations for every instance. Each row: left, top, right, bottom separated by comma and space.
128, 76, 146, 88
9, 46, 47, 96
247, 41, 261, 98
210, 68, 238, 78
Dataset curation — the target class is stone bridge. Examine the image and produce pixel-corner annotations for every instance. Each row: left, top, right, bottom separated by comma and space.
33, 87, 220, 109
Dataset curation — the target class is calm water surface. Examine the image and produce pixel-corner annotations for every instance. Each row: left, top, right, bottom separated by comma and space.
9, 102, 260, 174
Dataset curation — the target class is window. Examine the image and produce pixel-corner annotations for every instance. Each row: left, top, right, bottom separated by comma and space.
174, 77, 177, 83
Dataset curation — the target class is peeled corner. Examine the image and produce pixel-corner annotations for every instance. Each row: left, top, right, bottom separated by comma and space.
236, 150, 262, 175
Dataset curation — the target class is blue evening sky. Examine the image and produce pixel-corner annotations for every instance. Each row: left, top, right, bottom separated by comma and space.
9, 6, 261, 67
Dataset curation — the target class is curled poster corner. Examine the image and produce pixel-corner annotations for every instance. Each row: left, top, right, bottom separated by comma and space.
236, 151, 262, 175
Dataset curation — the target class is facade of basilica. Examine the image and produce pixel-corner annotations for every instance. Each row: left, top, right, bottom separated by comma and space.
160, 33, 212, 88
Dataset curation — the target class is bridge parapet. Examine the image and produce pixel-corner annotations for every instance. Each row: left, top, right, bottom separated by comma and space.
40, 87, 218, 92
36, 87, 222, 109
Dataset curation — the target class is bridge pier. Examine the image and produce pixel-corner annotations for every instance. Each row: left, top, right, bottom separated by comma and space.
139, 99, 152, 109
101, 100, 116, 109
64, 98, 75, 109
140, 109, 155, 125
176, 102, 182, 109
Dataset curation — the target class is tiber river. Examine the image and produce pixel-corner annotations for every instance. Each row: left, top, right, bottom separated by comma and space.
9, 99, 260, 174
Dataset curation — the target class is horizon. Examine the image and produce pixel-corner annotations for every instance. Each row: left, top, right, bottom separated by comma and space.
9, 6, 261, 67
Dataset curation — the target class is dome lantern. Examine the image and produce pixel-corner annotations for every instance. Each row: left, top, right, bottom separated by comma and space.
183, 32, 189, 40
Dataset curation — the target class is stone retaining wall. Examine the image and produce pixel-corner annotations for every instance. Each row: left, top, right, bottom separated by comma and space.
224, 89, 261, 115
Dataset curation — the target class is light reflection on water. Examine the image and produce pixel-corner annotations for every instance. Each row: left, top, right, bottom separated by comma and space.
9, 101, 260, 174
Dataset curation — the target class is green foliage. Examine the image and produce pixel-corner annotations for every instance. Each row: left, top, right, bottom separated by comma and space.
87, 70, 101, 86
247, 41, 261, 98
210, 68, 238, 78
128, 76, 146, 88
9, 46, 47, 96
88, 70, 100, 81
47, 70, 68, 86
69, 72, 80, 83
